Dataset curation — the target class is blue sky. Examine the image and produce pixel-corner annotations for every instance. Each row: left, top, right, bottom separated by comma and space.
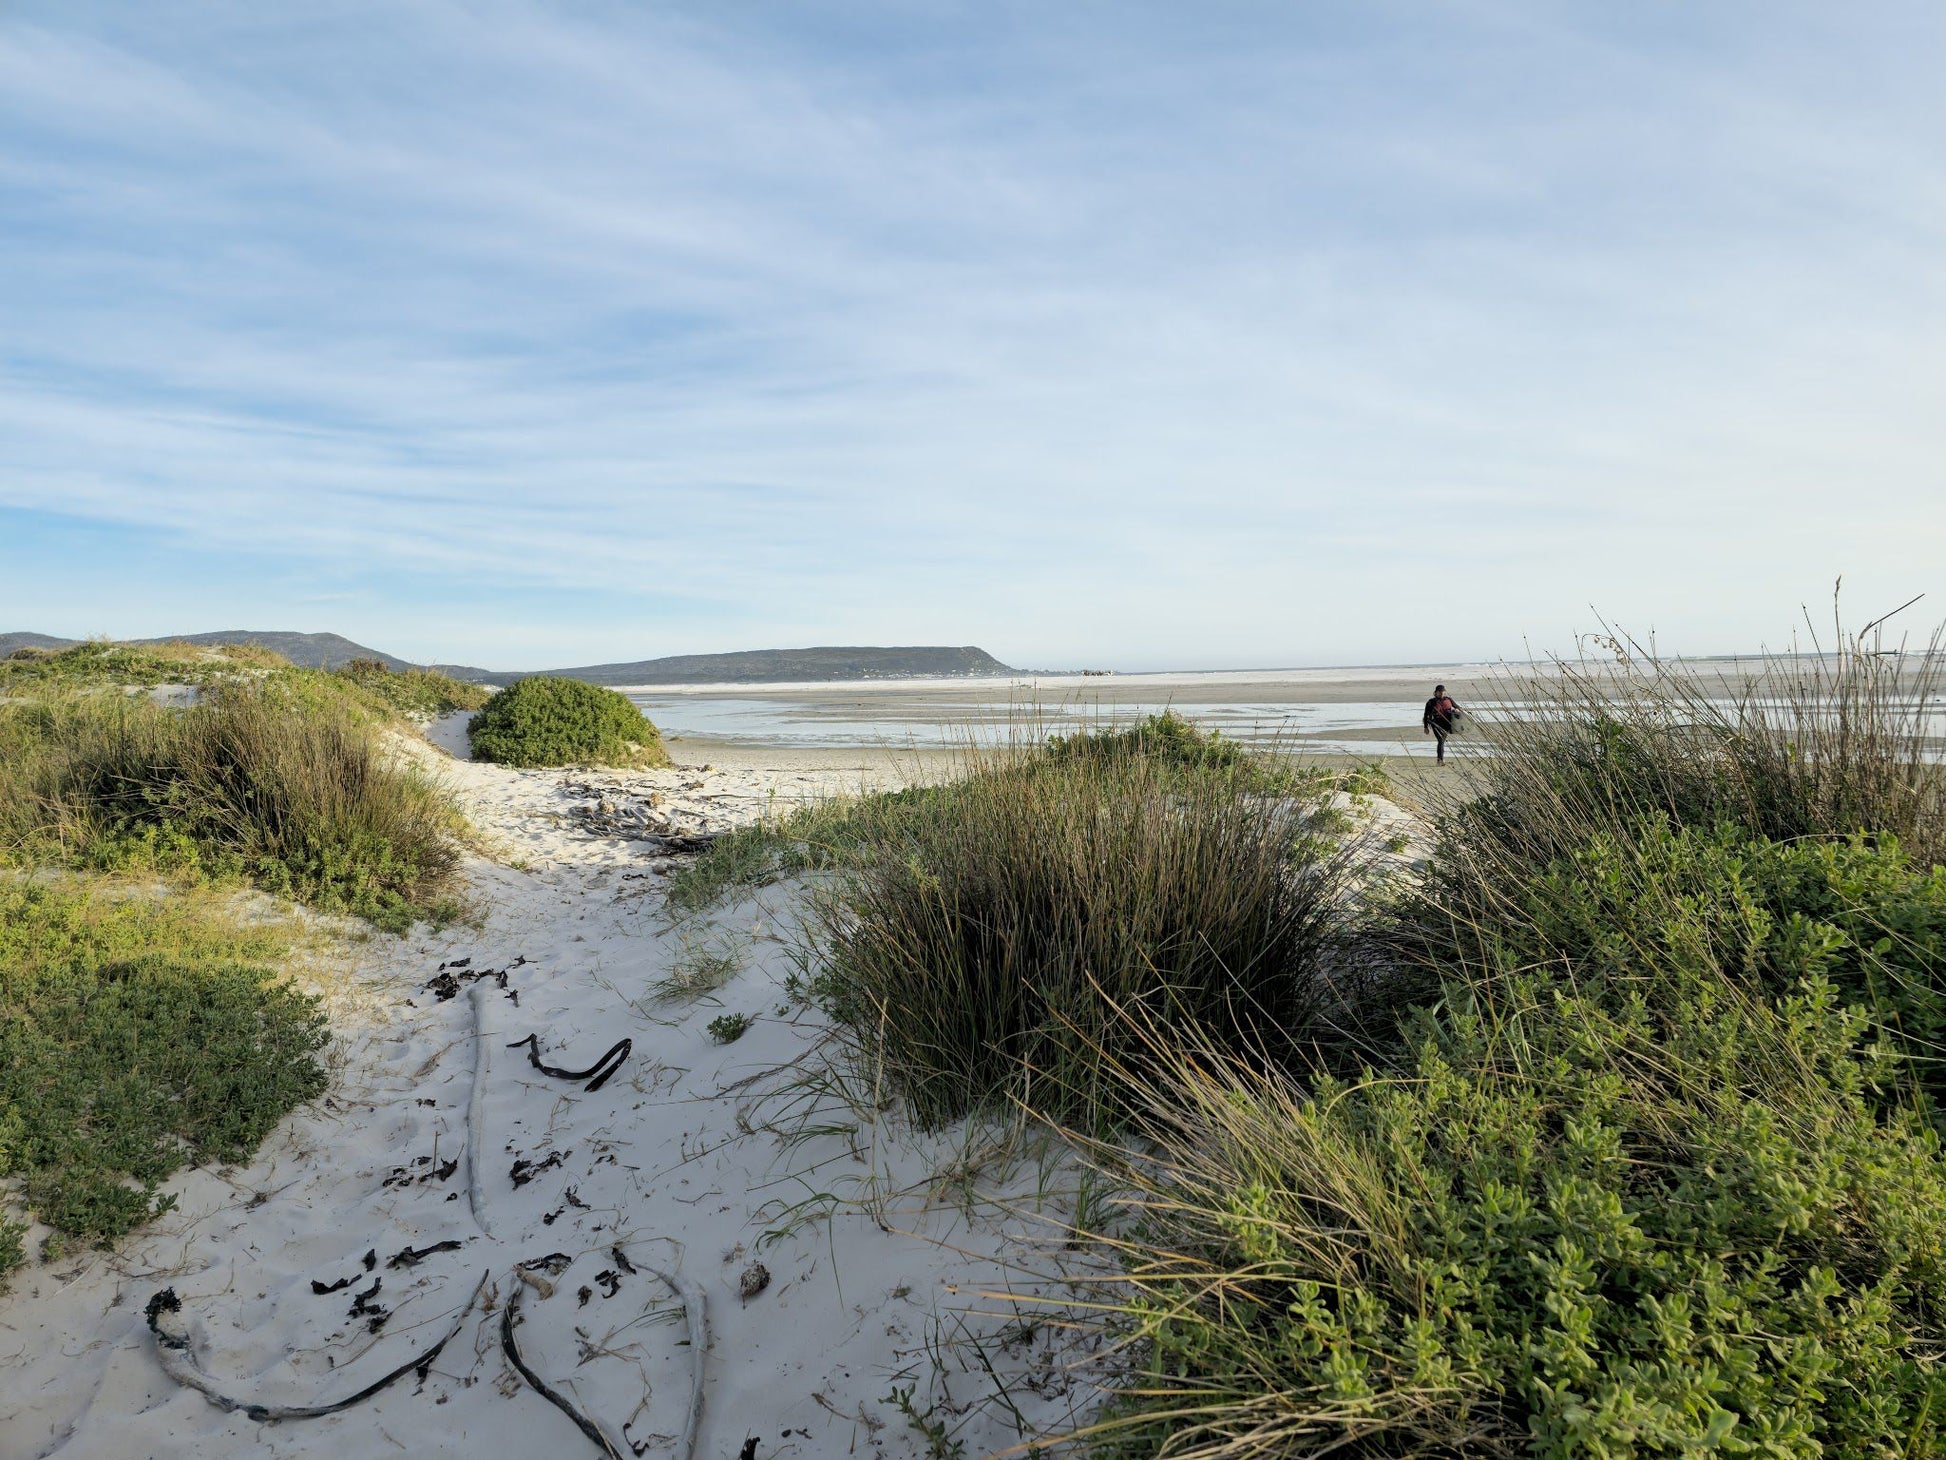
2, 2, 1942, 670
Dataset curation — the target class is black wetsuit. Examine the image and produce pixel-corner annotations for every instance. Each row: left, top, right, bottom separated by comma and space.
1423, 695, 1458, 762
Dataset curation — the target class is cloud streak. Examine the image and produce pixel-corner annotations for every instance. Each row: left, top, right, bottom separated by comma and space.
2, 1, 1943, 666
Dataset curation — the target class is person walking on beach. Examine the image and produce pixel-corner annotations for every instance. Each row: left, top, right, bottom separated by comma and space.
1422, 684, 1461, 763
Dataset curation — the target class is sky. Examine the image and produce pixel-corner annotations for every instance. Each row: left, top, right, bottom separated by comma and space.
2, 2, 1943, 671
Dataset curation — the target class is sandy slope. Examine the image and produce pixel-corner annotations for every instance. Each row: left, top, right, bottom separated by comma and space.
0, 749, 1103, 1460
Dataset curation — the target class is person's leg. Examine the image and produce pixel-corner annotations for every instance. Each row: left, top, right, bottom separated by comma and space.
1435, 728, 1447, 763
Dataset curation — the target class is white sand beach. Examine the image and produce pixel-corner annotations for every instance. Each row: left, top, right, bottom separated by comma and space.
0, 715, 1431, 1460
0, 737, 1109, 1460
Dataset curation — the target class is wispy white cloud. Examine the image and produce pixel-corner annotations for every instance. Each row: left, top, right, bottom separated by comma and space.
2, 1, 1943, 666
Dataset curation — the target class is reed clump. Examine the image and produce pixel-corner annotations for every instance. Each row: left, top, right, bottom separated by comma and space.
0, 686, 463, 932
1452, 623, 1945, 875
799, 719, 1354, 1129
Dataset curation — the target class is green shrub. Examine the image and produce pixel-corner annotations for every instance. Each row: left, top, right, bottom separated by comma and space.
468, 676, 671, 768
1446, 820, 1946, 1099
0, 687, 463, 932
804, 740, 1351, 1128
0, 879, 328, 1272
1077, 818, 1946, 1457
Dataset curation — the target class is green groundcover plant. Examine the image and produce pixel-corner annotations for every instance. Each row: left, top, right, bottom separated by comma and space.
1463, 819, 1946, 1103
468, 675, 671, 768
0, 657, 463, 1281
0, 879, 328, 1278
1083, 823, 1946, 1459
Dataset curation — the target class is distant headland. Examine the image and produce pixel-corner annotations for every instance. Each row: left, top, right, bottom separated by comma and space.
0, 630, 1017, 685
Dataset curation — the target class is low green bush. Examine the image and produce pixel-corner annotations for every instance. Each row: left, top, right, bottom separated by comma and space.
1441, 819, 1946, 1100
1081, 820, 1946, 1457
0, 879, 328, 1275
468, 676, 671, 768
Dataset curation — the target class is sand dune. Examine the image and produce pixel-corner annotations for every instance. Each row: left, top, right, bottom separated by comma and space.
1, 746, 1105, 1459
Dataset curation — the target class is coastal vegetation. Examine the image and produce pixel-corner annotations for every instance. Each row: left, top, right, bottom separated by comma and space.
666, 718, 1399, 1140
0, 640, 469, 1280
673, 641, 1946, 1455
0, 687, 464, 932
467, 674, 671, 768
1064, 639, 1946, 1458
9, 612, 1944, 1456
1, 637, 287, 687
1, 639, 488, 722
803, 726, 1354, 1129
664, 713, 1387, 918
317, 656, 490, 720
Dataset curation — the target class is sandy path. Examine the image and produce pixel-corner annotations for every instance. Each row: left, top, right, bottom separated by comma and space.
0, 750, 1099, 1459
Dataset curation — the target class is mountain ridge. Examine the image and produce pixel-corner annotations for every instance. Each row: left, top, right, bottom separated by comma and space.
0, 632, 1016, 684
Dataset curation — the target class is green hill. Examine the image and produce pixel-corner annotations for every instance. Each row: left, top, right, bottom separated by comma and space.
4, 634, 1013, 684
